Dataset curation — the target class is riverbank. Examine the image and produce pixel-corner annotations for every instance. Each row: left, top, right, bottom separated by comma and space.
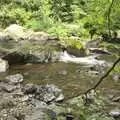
0, 24, 120, 120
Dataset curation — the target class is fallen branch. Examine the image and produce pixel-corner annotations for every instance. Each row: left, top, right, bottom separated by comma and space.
64, 56, 120, 103
84, 56, 120, 104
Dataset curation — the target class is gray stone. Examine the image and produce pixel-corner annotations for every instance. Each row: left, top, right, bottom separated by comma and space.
0, 99, 14, 109
0, 32, 13, 41
28, 31, 49, 42
4, 24, 26, 39
58, 70, 68, 75
25, 108, 48, 120
66, 46, 86, 57
112, 96, 120, 102
0, 59, 9, 72
112, 73, 120, 82
109, 110, 120, 118
13, 111, 25, 120
21, 95, 29, 102
0, 24, 62, 64
85, 39, 102, 49
0, 83, 17, 92
55, 94, 64, 102
22, 83, 37, 94
6, 74, 23, 84
88, 48, 111, 55
35, 84, 64, 103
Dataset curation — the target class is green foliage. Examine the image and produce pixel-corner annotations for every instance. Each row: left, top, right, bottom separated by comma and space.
26, 19, 53, 31
66, 38, 84, 49
0, 0, 120, 41
0, 2, 32, 27
113, 65, 120, 73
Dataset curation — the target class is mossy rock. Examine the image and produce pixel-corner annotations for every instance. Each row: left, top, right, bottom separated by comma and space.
66, 46, 86, 57
60, 38, 86, 57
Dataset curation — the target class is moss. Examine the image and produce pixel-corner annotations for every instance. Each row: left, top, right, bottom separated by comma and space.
61, 37, 84, 49
112, 65, 120, 73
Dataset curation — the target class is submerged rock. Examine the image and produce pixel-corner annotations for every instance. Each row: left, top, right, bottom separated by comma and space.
5, 74, 24, 84
0, 58, 9, 72
112, 73, 120, 82
58, 70, 68, 75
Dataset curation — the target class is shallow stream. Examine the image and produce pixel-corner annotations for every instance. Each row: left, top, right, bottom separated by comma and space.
8, 56, 120, 101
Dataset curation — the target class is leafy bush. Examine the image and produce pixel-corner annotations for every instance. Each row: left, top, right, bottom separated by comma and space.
26, 18, 53, 31
0, 7, 32, 28
0, 0, 120, 40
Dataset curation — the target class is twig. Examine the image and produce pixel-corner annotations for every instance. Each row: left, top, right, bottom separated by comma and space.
84, 56, 120, 104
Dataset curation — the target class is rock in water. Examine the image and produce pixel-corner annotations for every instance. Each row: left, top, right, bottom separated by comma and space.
22, 84, 64, 103
22, 83, 37, 94
0, 59, 9, 72
109, 110, 120, 118
88, 48, 111, 55
112, 73, 120, 82
6, 74, 24, 84
35, 84, 64, 103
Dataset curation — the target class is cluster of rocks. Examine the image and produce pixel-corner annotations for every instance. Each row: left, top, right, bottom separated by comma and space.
0, 24, 62, 67
0, 73, 64, 120
0, 24, 112, 73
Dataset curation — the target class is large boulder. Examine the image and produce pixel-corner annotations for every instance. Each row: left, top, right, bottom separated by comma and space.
0, 24, 62, 64
0, 59, 9, 72
4, 24, 26, 39
3, 52, 26, 65
66, 46, 86, 57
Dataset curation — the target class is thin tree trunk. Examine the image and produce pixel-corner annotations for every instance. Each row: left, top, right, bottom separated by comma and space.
64, 57, 120, 102
107, 0, 115, 38
84, 56, 120, 104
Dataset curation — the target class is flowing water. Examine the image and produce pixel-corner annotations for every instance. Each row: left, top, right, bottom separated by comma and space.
6, 52, 120, 102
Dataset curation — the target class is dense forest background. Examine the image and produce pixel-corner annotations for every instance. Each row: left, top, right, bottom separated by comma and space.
0, 0, 120, 39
